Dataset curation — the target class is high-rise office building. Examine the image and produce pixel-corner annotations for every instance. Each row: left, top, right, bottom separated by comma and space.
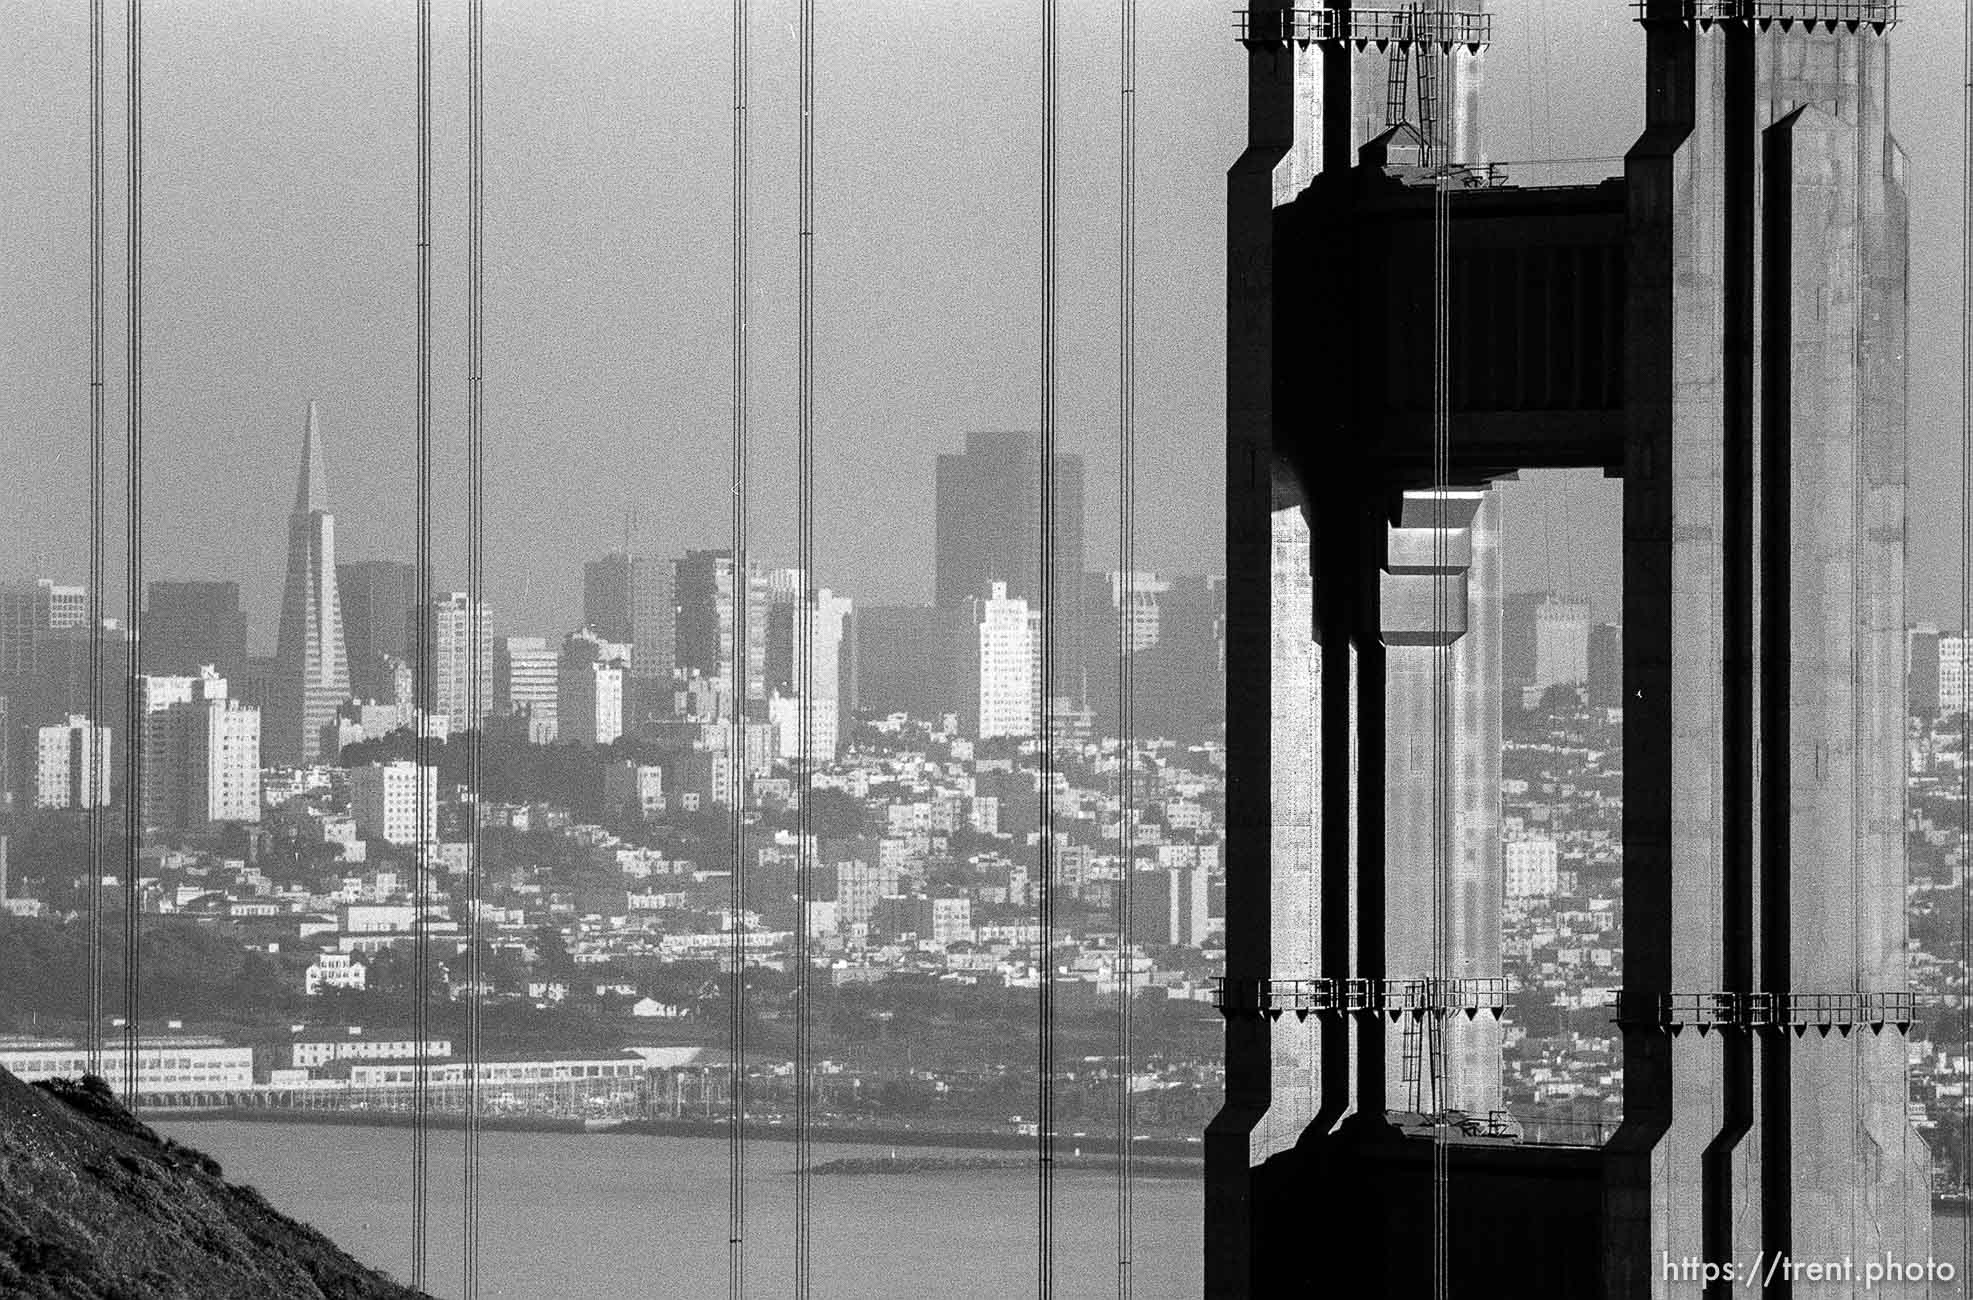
934, 431, 1085, 700
583, 550, 634, 645
1, 576, 68, 801
240, 656, 279, 717
0, 579, 87, 689
1587, 622, 1624, 709
269, 402, 351, 766
351, 761, 437, 846
1082, 569, 1227, 741
557, 629, 628, 746
137, 668, 261, 830
16, 621, 131, 730
423, 592, 494, 735
811, 590, 851, 756
0, 587, 31, 687
144, 581, 248, 686
1532, 596, 1592, 691
628, 557, 676, 724
583, 549, 675, 723
43, 583, 85, 631
495, 635, 559, 742
674, 550, 767, 719
1147, 573, 1226, 742
1109, 569, 1168, 652
763, 567, 806, 695
969, 582, 1036, 741
848, 605, 972, 726
764, 575, 850, 761
336, 560, 418, 703
764, 575, 849, 696
1909, 625, 1940, 717
1936, 632, 1969, 716
13, 621, 135, 802
1500, 591, 1543, 693
1130, 862, 1213, 949
1080, 570, 1168, 730
32, 715, 111, 810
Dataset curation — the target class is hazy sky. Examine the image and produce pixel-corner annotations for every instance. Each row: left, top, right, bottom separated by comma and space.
2, 0, 1966, 645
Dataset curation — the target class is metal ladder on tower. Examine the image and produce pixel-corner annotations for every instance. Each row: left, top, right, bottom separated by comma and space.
1385, 18, 1413, 130
1415, 3, 1441, 167
1402, 1014, 1425, 1110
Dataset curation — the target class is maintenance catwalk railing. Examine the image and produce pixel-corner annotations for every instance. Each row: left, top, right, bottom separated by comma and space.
1628, 0, 1897, 28
1212, 975, 1509, 1020
1231, 6, 1493, 48
1607, 990, 1919, 1034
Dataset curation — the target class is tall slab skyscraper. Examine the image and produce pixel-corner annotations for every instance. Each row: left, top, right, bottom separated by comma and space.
933, 432, 1085, 701
336, 560, 418, 703
268, 401, 350, 766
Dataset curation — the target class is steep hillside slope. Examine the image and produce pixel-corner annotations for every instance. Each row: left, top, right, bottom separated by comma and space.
0, 1068, 423, 1299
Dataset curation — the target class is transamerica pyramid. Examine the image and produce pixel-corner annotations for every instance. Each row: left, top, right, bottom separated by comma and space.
268, 400, 350, 766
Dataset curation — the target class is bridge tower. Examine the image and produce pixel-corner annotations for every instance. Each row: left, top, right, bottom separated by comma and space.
1215, 1, 1925, 1295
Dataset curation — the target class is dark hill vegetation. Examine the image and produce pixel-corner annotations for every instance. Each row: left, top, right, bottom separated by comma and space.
0, 1068, 423, 1298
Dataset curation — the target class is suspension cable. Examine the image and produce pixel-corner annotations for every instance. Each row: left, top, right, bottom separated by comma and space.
794, 0, 816, 1285
87, 0, 106, 1083
728, 0, 751, 1290
1114, 0, 1137, 1290
463, 0, 486, 1290
121, 0, 144, 1116
412, 0, 434, 1287
1959, 0, 1971, 1263
1848, 44, 1867, 1261
1429, 22, 1453, 1300
1037, 0, 1060, 1292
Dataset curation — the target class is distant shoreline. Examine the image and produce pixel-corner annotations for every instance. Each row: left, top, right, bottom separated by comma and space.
159, 1108, 1205, 1177
134, 1110, 1973, 1204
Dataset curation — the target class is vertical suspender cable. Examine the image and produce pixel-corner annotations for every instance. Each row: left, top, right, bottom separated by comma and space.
794, 0, 816, 1287
463, 0, 486, 1291
1848, 51, 1867, 1258
1114, 0, 1137, 1290
729, 0, 751, 1291
87, 0, 106, 1082
1037, 0, 1060, 1292
412, 0, 434, 1288
121, 0, 143, 1114
1429, 22, 1452, 1300
1959, 0, 1972, 1266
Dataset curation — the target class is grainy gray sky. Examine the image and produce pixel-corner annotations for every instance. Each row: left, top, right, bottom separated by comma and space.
2, 0, 1965, 644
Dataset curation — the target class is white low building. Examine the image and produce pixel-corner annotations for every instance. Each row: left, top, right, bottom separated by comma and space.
347, 1053, 649, 1087
0, 1039, 254, 1093
305, 952, 368, 996
291, 1036, 452, 1069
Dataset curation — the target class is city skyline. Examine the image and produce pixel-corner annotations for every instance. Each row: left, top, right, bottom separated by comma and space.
7, 411, 1246, 661
0, 398, 1235, 795
11, 2, 1969, 639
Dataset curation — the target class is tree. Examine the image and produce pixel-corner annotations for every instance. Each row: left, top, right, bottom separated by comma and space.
533, 924, 574, 977
806, 789, 867, 839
